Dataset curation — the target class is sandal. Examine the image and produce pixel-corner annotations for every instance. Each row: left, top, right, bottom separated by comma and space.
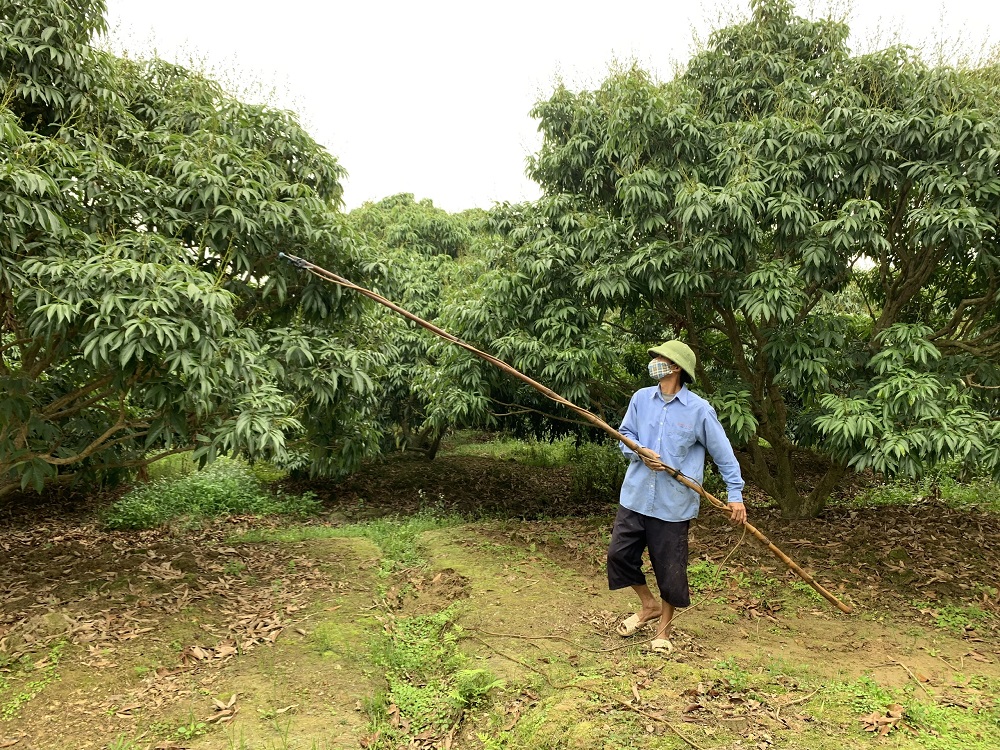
649, 638, 673, 654
616, 613, 657, 637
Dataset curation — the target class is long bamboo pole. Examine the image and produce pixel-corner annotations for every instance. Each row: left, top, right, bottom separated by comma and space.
279, 252, 854, 614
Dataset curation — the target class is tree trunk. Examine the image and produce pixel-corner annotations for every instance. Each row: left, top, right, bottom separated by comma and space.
739, 444, 848, 519
408, 423, 442, 460
423, 432, 443, 461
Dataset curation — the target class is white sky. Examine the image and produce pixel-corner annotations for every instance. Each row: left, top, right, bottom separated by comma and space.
103, 1, 997, 213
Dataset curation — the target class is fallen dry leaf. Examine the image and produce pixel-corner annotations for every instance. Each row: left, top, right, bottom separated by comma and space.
860, 704, 906, 736
114, 703, 142, 718
502, 707, 521, 731
211, 693, 238, 711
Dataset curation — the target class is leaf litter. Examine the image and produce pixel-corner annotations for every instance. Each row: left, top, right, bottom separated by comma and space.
0, 514, 367, 743
2, 459, 999, 747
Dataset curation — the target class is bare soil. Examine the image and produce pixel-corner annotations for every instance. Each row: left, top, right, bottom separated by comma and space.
0, 453, 997, 749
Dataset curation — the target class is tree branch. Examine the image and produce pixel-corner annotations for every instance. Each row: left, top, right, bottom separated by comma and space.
41, 372, 117, 419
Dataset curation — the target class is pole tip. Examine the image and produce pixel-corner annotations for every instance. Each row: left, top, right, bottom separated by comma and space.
278, 252, 287, 260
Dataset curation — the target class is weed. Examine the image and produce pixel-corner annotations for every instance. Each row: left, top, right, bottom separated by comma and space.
175, 714, 208, 740
828, 676, 1000, 748
836, 675, 896, 714
0, 640, 65, 720
713, 657, 751, 691
973, 582, 999, 599
451, 669, 505, 707
852, 469, 1000, 512
249, 460, 289, 483
913, 601, 992, 633
366, 606, 502, 743
446, 436, 576, 467
105, 458, 320, 529
225, 725, 251, 750
568, 441, 626, 502
106, 735, 140, 750
749, 569, 780, 589
701, 463, 727, 496
687, 560, 725, 592
445, 435, 627, 504
146, 452, 198, 480
788, 580, 825, 602
269, 714, 293, 748
223, 560, 247, 576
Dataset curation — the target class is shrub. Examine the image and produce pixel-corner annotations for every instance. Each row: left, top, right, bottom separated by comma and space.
569, 440, 626, 503
104, 459, 319, 529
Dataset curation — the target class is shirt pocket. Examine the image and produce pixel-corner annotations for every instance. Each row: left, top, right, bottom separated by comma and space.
666, 427, 697, 460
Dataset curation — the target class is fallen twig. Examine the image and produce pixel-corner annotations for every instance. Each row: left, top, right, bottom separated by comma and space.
774, 688, 820, 719
891, 659, 934, 698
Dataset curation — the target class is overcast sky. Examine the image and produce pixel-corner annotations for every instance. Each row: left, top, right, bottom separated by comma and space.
103, 1, 997, 213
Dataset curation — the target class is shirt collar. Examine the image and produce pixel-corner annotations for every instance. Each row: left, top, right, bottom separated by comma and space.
650, 385, 689, 404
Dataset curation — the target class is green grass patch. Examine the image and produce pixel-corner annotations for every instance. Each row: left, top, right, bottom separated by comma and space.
827, 675, 1000, 749
365, 607, 502, 745
446, 436, 578, 467
444, 434, 626, 502
912, 601, 994, 634
853, 473, 1000, 512
147, 453, 288, 484
146, 452, 199, 481
234, 511, 464, 571
104, 459, 318, 529
105, 735, 142, 750
451, 606, 1000, 750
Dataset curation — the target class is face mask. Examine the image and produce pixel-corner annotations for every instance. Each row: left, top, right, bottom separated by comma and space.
648, 360, 677, 380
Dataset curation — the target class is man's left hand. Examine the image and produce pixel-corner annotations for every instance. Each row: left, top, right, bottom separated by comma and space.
727, 502, 747, 525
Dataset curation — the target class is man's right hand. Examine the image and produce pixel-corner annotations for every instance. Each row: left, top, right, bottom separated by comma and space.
637, 447, 666, 472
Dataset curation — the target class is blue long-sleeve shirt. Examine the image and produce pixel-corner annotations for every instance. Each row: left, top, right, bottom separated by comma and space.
618, 385, 744, 522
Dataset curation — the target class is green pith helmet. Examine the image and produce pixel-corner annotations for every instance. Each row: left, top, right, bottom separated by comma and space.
647, 340, 697, 382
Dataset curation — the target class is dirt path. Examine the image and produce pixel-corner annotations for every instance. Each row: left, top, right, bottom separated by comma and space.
1, 516, 998, 748
420, 522, 1000, 749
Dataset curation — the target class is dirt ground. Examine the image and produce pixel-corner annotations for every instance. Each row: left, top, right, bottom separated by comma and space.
0, 454, 998, 749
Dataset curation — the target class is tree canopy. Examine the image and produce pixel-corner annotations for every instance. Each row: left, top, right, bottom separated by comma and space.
1, 0, 380, 497
344, 194, 491, 458
4, 0, 999, 517
451, 0, 1000, 517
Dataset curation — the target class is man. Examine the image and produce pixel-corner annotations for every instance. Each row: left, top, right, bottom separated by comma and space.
607, 340, 747, 653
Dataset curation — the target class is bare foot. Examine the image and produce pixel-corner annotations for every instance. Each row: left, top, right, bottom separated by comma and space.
639, 603, 662, 623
